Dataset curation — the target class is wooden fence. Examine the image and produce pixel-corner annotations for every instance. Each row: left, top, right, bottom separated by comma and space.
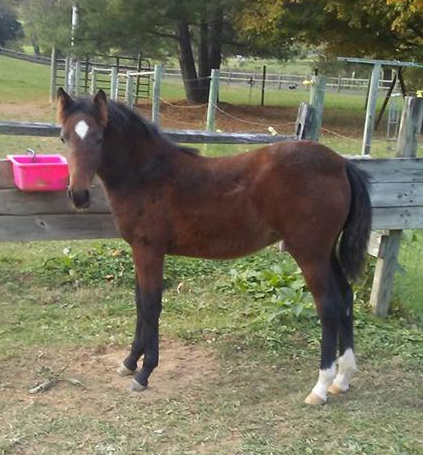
1, 96, 422, 317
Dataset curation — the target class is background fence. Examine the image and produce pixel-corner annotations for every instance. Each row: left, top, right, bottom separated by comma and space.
1, 47, 395, 96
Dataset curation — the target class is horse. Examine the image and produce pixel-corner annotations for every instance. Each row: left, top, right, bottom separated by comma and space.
57, 88, 371, 405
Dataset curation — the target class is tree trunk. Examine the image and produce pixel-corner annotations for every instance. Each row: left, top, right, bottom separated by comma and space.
198, 19, 210, 99
208, 8, 223, 72
31, 31, 40, 56
177, 21, 204, 104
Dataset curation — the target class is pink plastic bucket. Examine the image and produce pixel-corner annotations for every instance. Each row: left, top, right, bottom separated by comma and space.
7, 154, 69, 192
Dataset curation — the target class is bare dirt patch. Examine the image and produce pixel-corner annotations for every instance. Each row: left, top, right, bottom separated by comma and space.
0, 338, 218, 415
2, 98, 364, 138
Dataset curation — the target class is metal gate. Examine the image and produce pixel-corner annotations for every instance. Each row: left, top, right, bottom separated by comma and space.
55, 53, 151, 102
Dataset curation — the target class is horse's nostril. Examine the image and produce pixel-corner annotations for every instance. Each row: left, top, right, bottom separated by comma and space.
69, 189, 90, 209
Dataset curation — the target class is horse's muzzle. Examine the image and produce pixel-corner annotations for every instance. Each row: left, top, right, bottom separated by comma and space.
68, 189, 91, 209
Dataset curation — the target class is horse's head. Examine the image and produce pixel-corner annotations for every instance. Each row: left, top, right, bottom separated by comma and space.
57, 88, 108, 209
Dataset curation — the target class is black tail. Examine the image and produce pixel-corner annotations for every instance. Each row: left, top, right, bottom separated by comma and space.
339, 160, 372, 281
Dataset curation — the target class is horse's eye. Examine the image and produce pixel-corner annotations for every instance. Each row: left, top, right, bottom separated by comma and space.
60, 136, 65, 144
96, 137, 103, 146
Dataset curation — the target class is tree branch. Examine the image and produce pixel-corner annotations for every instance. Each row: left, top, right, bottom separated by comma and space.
146, 29, 179, 41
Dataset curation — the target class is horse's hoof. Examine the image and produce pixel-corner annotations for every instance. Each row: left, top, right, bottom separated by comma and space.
129, 378, 147, 392
328, 382, 346, 395
304, 392, 326, 406
117, 363, 136, 377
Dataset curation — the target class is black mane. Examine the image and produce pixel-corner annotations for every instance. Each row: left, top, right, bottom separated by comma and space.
106, 100, 199, 156
64, 96, 199, 156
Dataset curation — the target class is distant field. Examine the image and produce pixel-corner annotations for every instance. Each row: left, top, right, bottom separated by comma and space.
0, 56, 51, 103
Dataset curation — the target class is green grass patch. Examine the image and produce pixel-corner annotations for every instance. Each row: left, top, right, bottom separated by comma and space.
0, 56, 51, 103
1, 240, 423, 454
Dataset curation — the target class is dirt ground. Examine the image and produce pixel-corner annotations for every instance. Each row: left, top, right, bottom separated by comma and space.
1, 99, 363, 138
0, 339, 218, 410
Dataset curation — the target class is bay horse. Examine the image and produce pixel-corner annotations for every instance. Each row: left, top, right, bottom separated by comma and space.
57, 88, 371, 405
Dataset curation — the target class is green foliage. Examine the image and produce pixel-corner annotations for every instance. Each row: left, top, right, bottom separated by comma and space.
0, 0, 22, 46
28, 242, 314, 322
19, 0, 73, 53
216, 262, 314, 320
235, 0, 423, 63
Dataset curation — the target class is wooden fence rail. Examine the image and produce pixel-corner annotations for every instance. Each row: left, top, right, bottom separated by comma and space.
1, 111, 422, 318
0, 121, 297, 144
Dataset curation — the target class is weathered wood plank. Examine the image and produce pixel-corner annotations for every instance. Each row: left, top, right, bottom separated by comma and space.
0, 121, 296, 144
0, 160, 14, 189
0, 187, 110, 215
309, 75, 326, 141
369, 182, 423, 208
395, 97, 423, 157
2, 183, 423, 218
368, 231, 388, 258
3, 158, 423, 190
0, 214, 118, 242
370, 230, 402, 317
0, 121, 60, 137
0, 191, 422, 229
372, 207, 423, 230
352, 158, 423, 183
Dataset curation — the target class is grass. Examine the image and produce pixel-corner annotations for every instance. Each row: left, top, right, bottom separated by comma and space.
1, 53, 423, 454
1, 241, 423, 454
0, 56, 51, 104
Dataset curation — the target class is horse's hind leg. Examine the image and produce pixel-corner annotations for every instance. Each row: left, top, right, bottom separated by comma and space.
117, 282, 144, 377
328, 258, 356, 395
294, 258, 340, 405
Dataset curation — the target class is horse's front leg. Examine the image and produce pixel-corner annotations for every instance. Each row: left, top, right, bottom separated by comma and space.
123, 244, 164, 391
117, 282, 144, 377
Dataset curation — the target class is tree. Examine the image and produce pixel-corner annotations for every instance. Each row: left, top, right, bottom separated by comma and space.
19, 0, 73, 53
19, 0, 299, 103
76, 0, 232, 103
0, 0, 22, 46
234, 0, 423, 61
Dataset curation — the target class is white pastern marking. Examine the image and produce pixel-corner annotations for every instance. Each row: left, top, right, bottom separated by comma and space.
75, 120, 89, 140
332, 348, 356, 392
312, 363, 336, 401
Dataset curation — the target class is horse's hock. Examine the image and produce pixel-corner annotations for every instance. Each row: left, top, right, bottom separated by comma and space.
1, 147, 423, 317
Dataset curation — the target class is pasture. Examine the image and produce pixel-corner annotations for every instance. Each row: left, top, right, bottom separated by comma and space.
1, 55, 423, 454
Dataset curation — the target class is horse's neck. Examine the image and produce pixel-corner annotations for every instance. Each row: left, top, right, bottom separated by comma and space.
97, 131, 169, 192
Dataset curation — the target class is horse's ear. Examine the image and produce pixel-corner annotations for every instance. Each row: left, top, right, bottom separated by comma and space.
56, 87, 73, 123
94, 89, 108, 126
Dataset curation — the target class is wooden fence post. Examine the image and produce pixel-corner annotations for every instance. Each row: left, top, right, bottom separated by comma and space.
74, 60, 81, 96
125, 72, 134, 107
261, 65, 267, 107
206, 69, 220, 132
370, 96, 423, 317
362, 63, 381, 155
295, 103, 313, 139
151, 64, 163, 125
64, 56, 71, 92
370, 230, 402, 317
90, 69, 97, 95
396, 97, 423, 157
49, 47, 57, 103
309, 75, 326, 141
110, 67, 118, 101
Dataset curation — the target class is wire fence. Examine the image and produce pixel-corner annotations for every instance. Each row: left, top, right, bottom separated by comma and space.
395, 231, 423, 313
163, 67, 395, 94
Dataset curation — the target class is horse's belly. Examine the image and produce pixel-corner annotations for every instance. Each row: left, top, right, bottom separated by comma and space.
170, 216, 281, 259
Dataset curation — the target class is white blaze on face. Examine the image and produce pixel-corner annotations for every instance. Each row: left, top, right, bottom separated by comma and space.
75, 120, 89, 140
